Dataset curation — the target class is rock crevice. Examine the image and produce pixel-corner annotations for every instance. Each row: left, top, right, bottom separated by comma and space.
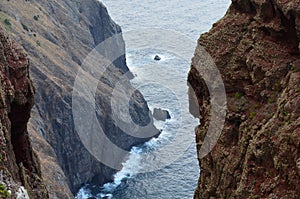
0, 27, 48, 199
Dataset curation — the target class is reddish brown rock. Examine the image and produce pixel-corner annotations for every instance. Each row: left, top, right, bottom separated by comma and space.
0, 26, 48, 198
189, 0, 300, 198
0, 0, 158, 197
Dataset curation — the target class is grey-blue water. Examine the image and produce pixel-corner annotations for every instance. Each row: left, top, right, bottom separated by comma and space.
76, 1, 230, 198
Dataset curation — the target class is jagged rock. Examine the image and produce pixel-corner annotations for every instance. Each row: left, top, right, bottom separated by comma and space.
189, 1, 300, 198
0, 27, 48, 198
153, 108, 171, 121
0, 0, 158, 197
154, 55, 161, 61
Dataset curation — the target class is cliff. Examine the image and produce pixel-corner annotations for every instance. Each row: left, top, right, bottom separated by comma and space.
0, 0, 157, 197
189, 0, 300, 198
0, 27, 48, 198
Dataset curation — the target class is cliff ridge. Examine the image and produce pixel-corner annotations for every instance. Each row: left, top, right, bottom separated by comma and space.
0, 0, 158, 197
189, 0, 300, 198
0, 26, 48, 199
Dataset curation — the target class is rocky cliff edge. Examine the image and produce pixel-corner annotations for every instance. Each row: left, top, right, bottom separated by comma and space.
189, 0, 300, 198
0, 26, 48, 199
0, 0, 158, 197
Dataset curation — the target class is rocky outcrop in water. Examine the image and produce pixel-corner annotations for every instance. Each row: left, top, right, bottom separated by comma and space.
0, 0, 158, 197
0, 27, 48, 198
154, 55, 161, 61
153, 108, 171, 121
189, 0, 300, 198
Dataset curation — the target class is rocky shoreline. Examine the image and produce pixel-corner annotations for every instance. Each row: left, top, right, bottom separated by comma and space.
0, 0, 158, 197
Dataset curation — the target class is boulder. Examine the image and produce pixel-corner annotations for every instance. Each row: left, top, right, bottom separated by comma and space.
153, 108, 171, 121
154, 55, 161, 61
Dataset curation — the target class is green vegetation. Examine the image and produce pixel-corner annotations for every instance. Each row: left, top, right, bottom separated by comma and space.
288, 113, 292, 124
0, 154, 2, 163
0, 13, 12, 31
290, 65, 296, 71
0, 183, 10, 198
4, 18, 10, 26
36, 40, 41, 46
288, 62, 297, 71
238, 105, 244, 112
234, 92, 242, 99
21, 23, 29, 31
33, 15, 39, 21
286, 137, 292, 145
245, 126, 251, 132
268, 98, 275, 104
238, 98, 247, 112
249, 111, 256, 119
267, 170, 274, 177
2, 18, 12, 31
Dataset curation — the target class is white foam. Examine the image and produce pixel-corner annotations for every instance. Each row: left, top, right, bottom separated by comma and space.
16, 186, 30, 199
102, 146, 143, 191
101, 114, 177, 194
98, 193, 113, 199
75, 187, 92, 199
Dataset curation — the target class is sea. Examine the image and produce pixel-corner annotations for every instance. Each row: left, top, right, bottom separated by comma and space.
76, 0, 230, 198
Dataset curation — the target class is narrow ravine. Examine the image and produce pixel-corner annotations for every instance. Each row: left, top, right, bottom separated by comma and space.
76, 1, 230, 198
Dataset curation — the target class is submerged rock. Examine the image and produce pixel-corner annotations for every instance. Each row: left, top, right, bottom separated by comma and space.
153, 108, 171, 121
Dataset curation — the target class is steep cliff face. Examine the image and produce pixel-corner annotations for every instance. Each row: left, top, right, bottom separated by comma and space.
0, 0, 157, 197
0, 27, 48, 198
189, 0, 300, 198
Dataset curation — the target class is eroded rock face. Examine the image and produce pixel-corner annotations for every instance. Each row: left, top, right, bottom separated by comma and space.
0, 0, 157, 197
0, 27, 48, 198
189, 0, 300, 198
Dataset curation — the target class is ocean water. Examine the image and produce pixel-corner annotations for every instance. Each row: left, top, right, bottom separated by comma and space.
76, 0, 230, 198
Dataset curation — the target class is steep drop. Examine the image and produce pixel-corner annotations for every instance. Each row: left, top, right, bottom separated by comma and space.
0, 26, 48, 199
189, 0, 300, 198
0, 0, 157, 197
